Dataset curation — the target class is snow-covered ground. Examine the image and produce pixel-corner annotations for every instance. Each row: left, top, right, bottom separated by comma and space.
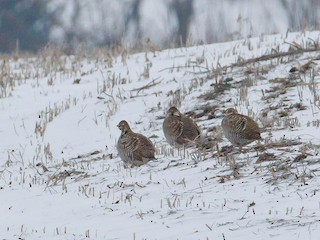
1, 31, 320, 239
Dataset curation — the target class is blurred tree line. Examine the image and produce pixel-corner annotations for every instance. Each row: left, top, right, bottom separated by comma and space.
0, 0, 319, 53
0, 0, 52, 52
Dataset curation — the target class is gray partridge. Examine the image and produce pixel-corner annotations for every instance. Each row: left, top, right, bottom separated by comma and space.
117, 120, 155, 167
221, 108, 262, 151
163, 106, 201, 147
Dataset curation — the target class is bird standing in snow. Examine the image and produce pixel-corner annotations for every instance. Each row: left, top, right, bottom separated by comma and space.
163, 106, 201, 148
221, 108, 261, 151
117, 120, 155, 167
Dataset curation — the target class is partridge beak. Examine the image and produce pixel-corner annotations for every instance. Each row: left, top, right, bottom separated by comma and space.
173, 111, 180, 117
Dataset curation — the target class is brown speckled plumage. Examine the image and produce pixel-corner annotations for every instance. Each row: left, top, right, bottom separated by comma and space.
221, 108, 261, 150
117, 120, 155, 167
163, 106, 201, 147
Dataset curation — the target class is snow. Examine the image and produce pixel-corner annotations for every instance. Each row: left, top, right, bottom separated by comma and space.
1, 31, 320, 239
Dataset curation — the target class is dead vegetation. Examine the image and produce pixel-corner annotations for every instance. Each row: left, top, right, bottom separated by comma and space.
2, 33, 320, 239
3, 34, 320, 190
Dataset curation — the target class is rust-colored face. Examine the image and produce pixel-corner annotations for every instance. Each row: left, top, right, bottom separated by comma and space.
167, 106, 181, 117
225, 108, 238, 115
117, 120, 130, 132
